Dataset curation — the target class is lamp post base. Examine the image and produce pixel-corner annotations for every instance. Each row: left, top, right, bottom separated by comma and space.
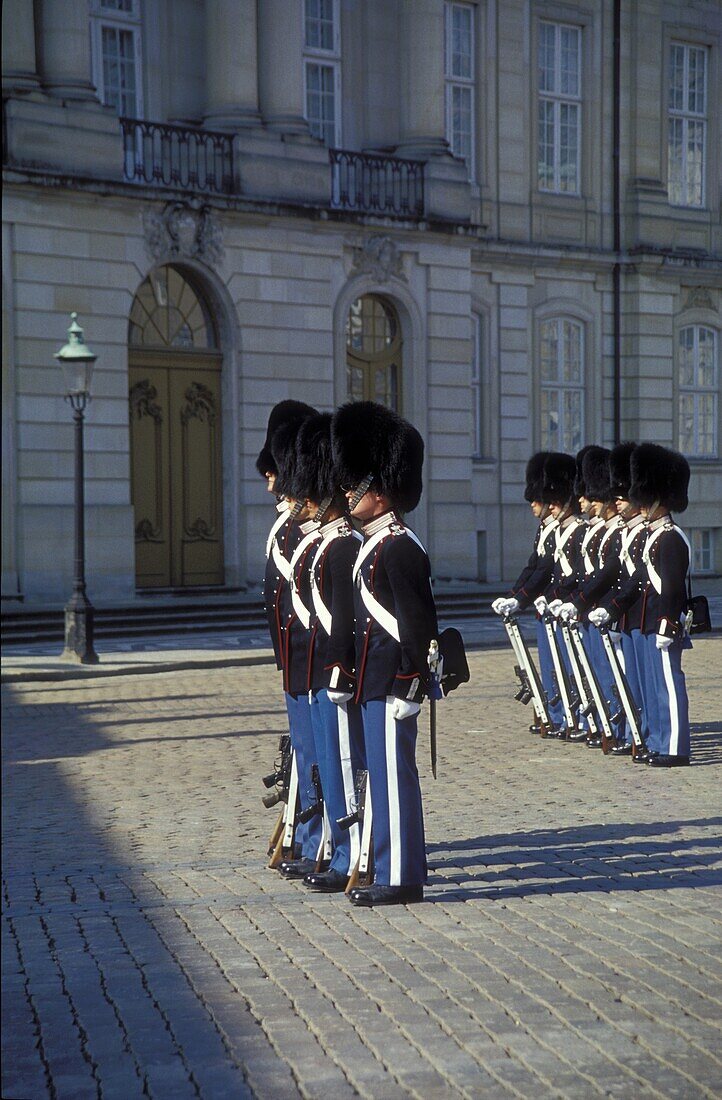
61, 592, 99, 664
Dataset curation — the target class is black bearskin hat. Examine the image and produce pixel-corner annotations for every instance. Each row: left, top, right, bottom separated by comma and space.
331, 401, 424, 513
541, 452, 576, 504
290, 413, 338, 503
573, 444, 596, 498
524, 452, 551, 503
629, 443, 690, 513
582, 446, 612, 503
609, 442, 636, 499
255, 399, 316, 477
270, 420, 304, 498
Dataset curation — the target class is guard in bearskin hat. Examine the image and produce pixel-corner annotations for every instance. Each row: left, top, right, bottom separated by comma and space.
267, 419, 329, 874
493, 452, 583, 737
556, 447, 628, 749
588, 443, 653, 756
257, 400, 316, 673
491, 452, 559, 730
628, 443, 692, 766
285, 413, 367, 893
331, 401, 438, 906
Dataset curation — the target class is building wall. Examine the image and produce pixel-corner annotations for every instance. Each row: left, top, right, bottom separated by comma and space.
2, 0, 721, 603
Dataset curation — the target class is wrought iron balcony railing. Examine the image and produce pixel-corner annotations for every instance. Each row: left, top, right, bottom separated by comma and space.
330, 148, 425, 218
120, 118, 234, 195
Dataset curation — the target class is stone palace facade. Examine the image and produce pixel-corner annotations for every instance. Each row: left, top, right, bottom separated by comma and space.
2, 0, 721, 604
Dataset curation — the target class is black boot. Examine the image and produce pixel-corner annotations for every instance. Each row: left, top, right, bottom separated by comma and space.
349, 884, 423, 907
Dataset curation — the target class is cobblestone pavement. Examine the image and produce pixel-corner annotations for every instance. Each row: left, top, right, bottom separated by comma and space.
3, 639, 722, 1100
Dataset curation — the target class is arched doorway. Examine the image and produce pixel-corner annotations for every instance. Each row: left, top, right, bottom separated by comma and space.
128, 265, 224, 589
345, 294, 402, 410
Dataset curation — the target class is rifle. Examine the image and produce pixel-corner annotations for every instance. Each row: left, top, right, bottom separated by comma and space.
534, 597, 580, 738
566, 621, 616, 753
340, 769, 373, 894
502, 611, 554, 735
558, 620, 600, 739
268, 748, 300, 868
598, 626, 646, 758
263, 734, 292, 857
296, 765, 333, 870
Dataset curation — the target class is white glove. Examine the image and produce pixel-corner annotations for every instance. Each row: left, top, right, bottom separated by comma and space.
491, 597, 508, 614
559, 602, 578, 622
547, 599, 564, 617
503, 597, 519, 615
390, 698, 421, 721
588, 608, 611, 627
655, 634, 673, 650
327, 690, 353, 705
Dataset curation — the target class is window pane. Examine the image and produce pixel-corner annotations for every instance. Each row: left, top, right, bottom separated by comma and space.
537, 99, 555, 189
667, 117, 684, 204
305, 62, 336, 145
451, 5, 472, 79
697, 328, 717, 387
451, 84, 472, 164
560, 26, 580, 96
102, 0, 133, 10
101, 25, 137, 116
562, 320, 581, 382
541, 389, 560, 450
696, 393, 714, 454
540, 320, 559, 381
678, 393, 695, 453
669, 43, 685, 111
538, 23, 556, 93
678, 326, 695, 387
305, 0, 334, 50
687, 47, 706, 114
559, 102, 579, 192
685, 118, 705, 206
563, 390, 583, 453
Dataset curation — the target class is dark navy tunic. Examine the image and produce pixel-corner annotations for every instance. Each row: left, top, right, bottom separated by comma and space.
283, 520, 323, 696
307, 516, 363, 694
351, 512, 438, 706
263, 504, 302, 671
511, 515, 558, 609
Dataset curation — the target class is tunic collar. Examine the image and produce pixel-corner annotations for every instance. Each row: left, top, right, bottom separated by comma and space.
363, 510, 399, 537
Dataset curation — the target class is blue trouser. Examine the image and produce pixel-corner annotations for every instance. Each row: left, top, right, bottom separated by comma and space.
361, 697, 427, 887
536, 619, 564, 729
620, 631, 649, 745
309, 689, 366, 875
642, 634, 691, 757
586, 624, 620, 741
285, 692, 324, 860
631, 628, 657, 748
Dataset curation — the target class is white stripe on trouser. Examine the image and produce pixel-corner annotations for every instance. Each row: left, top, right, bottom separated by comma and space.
320, 806, 332, 862
337, 702, 360, 871
661, 648, 680, 755
384, 698, 402, 886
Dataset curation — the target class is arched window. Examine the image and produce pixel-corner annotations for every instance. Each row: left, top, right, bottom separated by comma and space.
345, 295, 401, 411
678, 325, 718, 457
129, 266, 218, 349
539, 317, 584, 452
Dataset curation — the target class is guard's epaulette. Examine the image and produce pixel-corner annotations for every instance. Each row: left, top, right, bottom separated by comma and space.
389, 521, 406, 537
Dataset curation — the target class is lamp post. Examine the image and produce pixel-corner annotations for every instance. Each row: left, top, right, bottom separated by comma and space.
55, 313, 99, 664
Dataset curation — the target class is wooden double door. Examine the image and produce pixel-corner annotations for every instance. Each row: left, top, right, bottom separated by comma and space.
129, 350, 224, 589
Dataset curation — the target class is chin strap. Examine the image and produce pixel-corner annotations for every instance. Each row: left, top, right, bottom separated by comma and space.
289, 500, 304, 519
314, 495, 333, 524
348, 473, 374, 512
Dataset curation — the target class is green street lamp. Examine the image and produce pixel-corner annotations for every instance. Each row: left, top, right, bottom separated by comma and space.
55, 313, 99, 664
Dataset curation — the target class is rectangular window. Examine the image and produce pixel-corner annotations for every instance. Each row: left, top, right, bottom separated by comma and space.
537, 22, 581, 194
90, 0, 142, 118
303, 0, 341, 146
445, 2, 475, 179
668, 42, 707, 207
691, 529, 714, 574
678, 325, 718, 457
540, 317, 584, 452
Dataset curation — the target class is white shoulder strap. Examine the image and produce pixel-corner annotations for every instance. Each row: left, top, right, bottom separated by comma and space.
266, 509, 289, 558
289, 530, 322, 629
310, 529, 362, 636
358, 578, 401, 642
555, 521, 579, 577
